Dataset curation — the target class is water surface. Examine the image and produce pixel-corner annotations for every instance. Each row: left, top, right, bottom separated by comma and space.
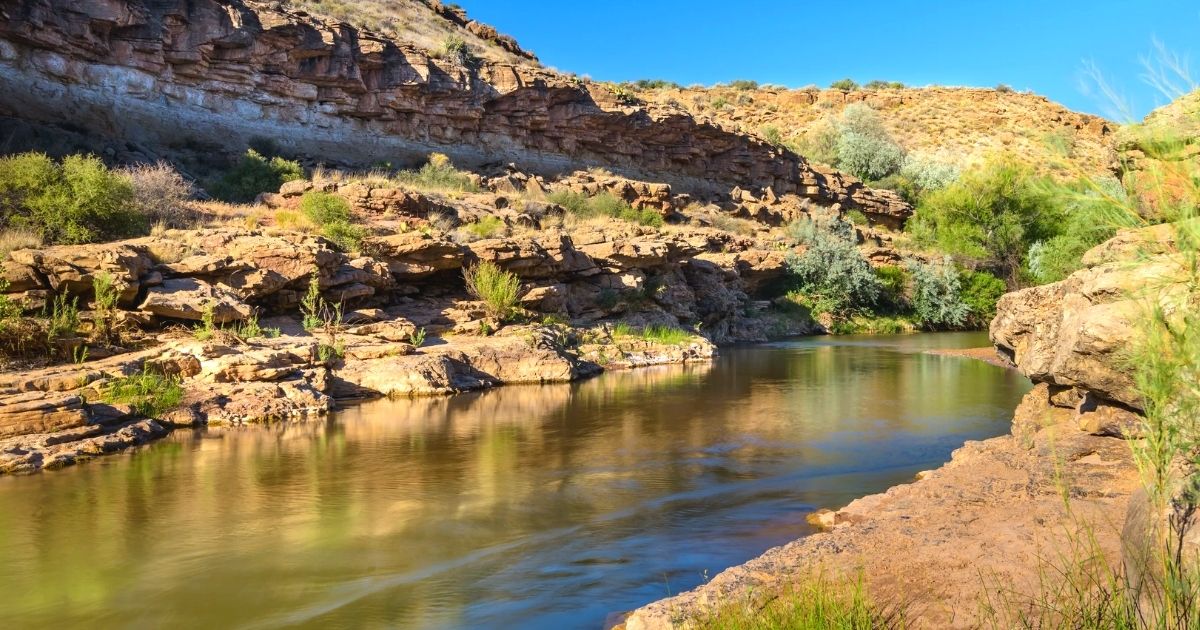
0, 332, 1029, 629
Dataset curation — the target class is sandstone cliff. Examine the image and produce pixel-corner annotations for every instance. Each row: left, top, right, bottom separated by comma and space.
0, 0, 909, 224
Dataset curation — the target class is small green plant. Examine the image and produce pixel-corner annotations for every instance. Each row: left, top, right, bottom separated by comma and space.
102, 369, 184, 418
464, 261, 521, 321
44, 293, 80, 355
409, 327, 427, 348
440, 34, 477, 66
298, 191, 367, 251
210, 149, 303, 203
691, 571, 903, 628
301, 273, 323, 331
465, 216, 506, 239
233, 314, 280, 340
72, 345, 89, 365
194, 302, 218, 341
90, 272, 121, 344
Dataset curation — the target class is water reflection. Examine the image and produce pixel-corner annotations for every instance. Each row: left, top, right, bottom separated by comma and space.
0, 332, 1029, 629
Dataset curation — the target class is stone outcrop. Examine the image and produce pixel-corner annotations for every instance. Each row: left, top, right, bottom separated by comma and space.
0, 0, 910, 226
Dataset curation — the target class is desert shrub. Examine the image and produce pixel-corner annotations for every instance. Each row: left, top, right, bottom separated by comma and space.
907, 257, 969, 329
959, 269, 1007, 325
710, 96, 729, 110
210, 149, 303, 203
0, 153, 147, 244
298, 191, 366, 251
90, 272, 121, 344
396, 153, 479, 192
120, 162, 196, 227
995, 83, 1014, 93
793, 119, 840, 166
785, 219, 880, 318
464, 261, 521, 321
440, 34, 476, 65
44, 293, 80, 356
907, 157, 1061, 286
728, 79, 759, 91
627, 79, 680, 90
836, 104, 906, 180
299, 191, 350, 224
464, 215, 506, 239
830, 78, 860, 91
102, 369, 184, 418
863, 80, 904, 90
321, 221, 369, 252
760, 125, 784, 146
547, 191, 663, 227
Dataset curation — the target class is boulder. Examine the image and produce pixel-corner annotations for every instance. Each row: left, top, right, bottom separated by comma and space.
140, 278, 253, 322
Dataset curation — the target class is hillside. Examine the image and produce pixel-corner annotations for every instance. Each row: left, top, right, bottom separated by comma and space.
637, 84, 1118, 178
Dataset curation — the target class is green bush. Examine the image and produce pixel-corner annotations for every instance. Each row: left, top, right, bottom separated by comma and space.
298, 191, 365, 251
874, 264, 910, 310
907, 158, 1061, 286
907, 257, 969, 330
464, 261, 521, 321
396, 153, 479, 192
210, 149, 303, 203
785, 219, 881, 318
299, 191, 350, 224
0, 153, 147, 244
830, 78, 860, 91
464, 215, 506, 239
836, 104, 906, 181
1025, 177, 1139, 284
959, 269, 1007, 325
547, 191, 663, 227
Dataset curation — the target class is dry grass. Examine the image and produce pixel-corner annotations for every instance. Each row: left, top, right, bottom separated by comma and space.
0, 228, 43, 259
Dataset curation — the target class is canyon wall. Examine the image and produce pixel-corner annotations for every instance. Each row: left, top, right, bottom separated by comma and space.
0, 0, 908, 223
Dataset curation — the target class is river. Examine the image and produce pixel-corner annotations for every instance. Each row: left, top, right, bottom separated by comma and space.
0, 332, 1030, 629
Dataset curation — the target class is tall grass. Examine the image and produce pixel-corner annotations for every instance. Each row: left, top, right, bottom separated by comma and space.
464, 261, 521, 321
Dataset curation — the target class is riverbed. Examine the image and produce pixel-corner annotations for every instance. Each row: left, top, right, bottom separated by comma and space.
0, 332, 1029, 629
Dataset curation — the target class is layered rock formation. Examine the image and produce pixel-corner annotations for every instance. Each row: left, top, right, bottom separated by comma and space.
0, 0, 910, 225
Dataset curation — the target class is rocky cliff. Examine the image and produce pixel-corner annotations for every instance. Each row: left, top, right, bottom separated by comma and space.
0, 0, 909, 224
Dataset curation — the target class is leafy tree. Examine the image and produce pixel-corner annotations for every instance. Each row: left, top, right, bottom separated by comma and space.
830, 78, 860, 91
959, 269, 1007, 325
907, 157, 1062, 286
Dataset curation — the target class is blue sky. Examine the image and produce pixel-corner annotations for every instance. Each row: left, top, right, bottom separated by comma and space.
456, 0, 1198, 121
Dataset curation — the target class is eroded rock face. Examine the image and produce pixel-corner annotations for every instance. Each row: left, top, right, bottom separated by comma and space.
990, 224, 1187, 410
0, 0, 909, 224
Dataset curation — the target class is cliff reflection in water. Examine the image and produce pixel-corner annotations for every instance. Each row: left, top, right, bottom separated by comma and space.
0, 332, 1029, 630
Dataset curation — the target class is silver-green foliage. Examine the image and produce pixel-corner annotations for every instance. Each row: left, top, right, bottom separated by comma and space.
785, 219, 881, 318
835, 104, 905, 181
907, 256, 969, 329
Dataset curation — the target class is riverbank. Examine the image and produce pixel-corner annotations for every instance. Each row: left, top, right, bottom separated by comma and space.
0, 317, 718, 475
619, 381, 1138, 628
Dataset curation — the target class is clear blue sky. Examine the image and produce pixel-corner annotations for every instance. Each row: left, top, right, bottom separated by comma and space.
456, 0, 1198, 121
